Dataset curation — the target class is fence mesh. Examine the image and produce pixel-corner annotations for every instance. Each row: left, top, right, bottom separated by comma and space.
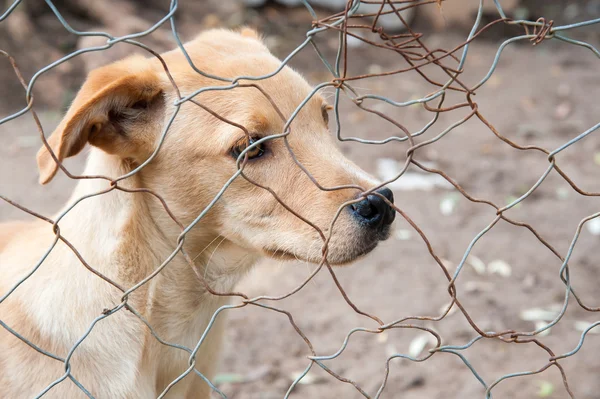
1, 0, 600, 397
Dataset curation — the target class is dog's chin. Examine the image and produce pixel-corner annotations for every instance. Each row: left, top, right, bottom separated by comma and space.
326, 240, 379, 266
262, 226, 391, 266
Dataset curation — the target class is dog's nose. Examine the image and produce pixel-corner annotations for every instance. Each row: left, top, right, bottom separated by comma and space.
351, 187, 396, 228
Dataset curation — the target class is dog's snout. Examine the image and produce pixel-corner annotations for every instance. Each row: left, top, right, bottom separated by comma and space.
351, 187, 395, 228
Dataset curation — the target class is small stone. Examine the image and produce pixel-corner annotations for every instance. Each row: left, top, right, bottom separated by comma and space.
464, 281, 494, 293
405, 375, 425, 389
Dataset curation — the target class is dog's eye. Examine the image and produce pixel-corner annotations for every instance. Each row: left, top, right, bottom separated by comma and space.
321, 104, 330, 125
231, 137, 265, 160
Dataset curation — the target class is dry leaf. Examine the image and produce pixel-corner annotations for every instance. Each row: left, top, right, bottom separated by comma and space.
386, 343, 400, 358
537, 381, 554, 397
213, 373, 245, 384
439, 301, 458, 316
488, 260, 512, 277
408, 333, 434, 358
367, 64, 383, 75
395, 229, 412, 241
466, 255, 486, 275
574, 321, 600, 334
586, 218, 600, 236
487, 75, 502, 88
289, 372, 324, 385
440, 194, 459, 216
377, 331, 389, 343
520, 308, 559, 322
556, 187, 570, 200
535, 320, 551, 337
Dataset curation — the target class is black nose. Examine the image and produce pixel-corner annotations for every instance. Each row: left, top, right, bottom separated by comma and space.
351, 187, 396, 228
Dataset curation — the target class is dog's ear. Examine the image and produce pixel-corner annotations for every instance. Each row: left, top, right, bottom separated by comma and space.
36, 55, 163, 185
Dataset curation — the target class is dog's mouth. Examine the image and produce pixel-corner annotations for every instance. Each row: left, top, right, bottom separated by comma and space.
262, 247, 299, 261
262, 225, 391, 266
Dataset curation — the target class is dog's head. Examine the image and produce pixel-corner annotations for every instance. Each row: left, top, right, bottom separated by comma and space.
36, 29, 395, 265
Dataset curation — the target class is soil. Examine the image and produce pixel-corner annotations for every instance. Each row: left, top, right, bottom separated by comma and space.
1, 2, 600, 399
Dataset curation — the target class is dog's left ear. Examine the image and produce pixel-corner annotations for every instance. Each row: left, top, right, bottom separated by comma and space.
36, 55, 163, 184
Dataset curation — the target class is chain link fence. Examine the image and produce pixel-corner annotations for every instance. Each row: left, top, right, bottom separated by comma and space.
1, 0, 600, 397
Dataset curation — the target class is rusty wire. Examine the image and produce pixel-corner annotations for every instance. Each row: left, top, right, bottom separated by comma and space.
1, 0, 600, 398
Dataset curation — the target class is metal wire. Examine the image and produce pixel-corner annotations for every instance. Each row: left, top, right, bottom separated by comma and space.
1, 0, 599, 397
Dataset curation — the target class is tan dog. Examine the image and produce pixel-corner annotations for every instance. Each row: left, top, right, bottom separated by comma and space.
0, 29, 395, 398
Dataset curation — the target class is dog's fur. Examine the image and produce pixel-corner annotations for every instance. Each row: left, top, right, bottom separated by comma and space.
0, 29, 389, 398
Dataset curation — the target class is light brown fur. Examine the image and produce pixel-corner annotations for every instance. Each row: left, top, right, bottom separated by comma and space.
0, 29, 389, 398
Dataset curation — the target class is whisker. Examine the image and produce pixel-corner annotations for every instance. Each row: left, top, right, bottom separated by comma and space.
192, 234, 225, 263
203, 235, 228, 279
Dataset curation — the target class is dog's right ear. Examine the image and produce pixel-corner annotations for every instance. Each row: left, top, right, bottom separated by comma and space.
36, 55, 163, 185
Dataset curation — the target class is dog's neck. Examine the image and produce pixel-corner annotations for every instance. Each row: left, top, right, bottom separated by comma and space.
60, 149, 258, 333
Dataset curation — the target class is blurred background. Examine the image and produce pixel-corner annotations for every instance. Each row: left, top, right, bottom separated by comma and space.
1, 0, 600, 398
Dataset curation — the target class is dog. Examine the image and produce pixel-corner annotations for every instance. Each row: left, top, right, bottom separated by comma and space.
0, 28, 395, 398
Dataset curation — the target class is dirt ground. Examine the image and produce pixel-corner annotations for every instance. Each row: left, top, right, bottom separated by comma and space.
2, 2, 600, 399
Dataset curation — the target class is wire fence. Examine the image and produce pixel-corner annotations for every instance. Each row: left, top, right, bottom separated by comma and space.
1, 0, 600, 397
